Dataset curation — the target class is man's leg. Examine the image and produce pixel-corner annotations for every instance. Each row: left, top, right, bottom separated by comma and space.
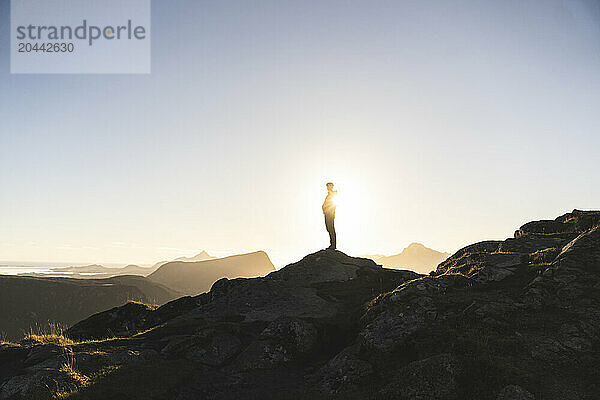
330, 221, 336, 249
325, 215, 336, 249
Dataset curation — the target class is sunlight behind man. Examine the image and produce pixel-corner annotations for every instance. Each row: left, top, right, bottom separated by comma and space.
320, 178, 369, 254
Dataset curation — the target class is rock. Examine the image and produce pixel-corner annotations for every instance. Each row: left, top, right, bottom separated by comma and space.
379, 354, 460, 399
469, 264, 517, 283
231, 340, 289, 371
23, 343, 63, 366
184, 250, 411, 327
514, 210, 600, 239
260, 317, 319, 354
192, 277, 343, 323
360, 274, 468, 352
67, 295, 202, 341
0, 345, 28, 382
360, 297, 433, 352
99, 349, 147, 366
515, 219, 576, 238
554, 225, 600, 273
447, 240, 504, 258
555, 209, 600, 231
186, 333, 242, 366
437, 252, 524, 282
1, 369, 86, 399
527, 247, 561, 265
269, 249, 380, 284
160, 335, 199, 357
316, 344, 373, 394
497, 385, 535, 400
67, 301, 159, 340
382, 274, 469, 303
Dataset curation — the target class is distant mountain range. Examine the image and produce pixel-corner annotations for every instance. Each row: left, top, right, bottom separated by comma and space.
17, 251, 219, 279
47, 263, 154, 277
149, 250, 218, 271
148, 251, 276, 295
366, 242, 450, 274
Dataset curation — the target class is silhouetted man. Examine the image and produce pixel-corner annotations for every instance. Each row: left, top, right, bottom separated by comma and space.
322, 182, 337, 250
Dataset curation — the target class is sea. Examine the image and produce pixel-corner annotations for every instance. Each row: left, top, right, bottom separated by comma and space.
0, 261, 126, 277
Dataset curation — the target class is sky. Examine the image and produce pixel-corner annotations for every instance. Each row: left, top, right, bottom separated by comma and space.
1, 0, 599, 267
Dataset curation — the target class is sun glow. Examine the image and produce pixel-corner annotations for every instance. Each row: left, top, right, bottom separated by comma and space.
323, 178, 370, 253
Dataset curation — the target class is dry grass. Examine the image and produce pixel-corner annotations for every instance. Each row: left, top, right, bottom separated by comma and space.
54, 349, 90, 399
131, 326, 158, 338
0, 331, 18, 347
22, 322, 75, 346
125, 299, 158, 309
59, 362, 90, 385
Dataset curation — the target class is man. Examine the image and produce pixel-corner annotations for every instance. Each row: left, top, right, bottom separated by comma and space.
322, 182, 337, 250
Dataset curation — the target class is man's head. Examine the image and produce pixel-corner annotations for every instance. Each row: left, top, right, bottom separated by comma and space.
326, 182, 334, 191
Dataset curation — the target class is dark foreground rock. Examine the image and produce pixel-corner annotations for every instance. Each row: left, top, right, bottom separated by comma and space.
1, 210, 600, 399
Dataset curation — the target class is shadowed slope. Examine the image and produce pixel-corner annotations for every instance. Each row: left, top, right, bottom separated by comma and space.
0, 275, 178, 341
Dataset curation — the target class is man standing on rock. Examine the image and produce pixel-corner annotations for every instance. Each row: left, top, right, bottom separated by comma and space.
322, 182, 337, 250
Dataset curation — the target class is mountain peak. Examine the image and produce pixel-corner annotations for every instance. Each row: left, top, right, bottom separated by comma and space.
269, 249, 384, 284
371, 243, 450, 273
174, 251, 215, 263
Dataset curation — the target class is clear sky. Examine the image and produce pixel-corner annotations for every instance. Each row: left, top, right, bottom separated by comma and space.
1, 0, 599, 267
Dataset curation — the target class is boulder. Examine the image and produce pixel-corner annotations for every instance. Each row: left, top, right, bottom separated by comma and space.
269, 249, 380, 284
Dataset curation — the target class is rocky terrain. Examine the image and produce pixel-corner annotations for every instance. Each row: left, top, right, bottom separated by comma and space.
1, 210, 599, 399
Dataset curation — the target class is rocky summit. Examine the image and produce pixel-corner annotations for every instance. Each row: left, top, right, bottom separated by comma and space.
1, 210, 600, 399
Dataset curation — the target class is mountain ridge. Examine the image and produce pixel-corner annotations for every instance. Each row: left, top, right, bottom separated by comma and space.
147, 250, 276, 295
174, 251, 216, 262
